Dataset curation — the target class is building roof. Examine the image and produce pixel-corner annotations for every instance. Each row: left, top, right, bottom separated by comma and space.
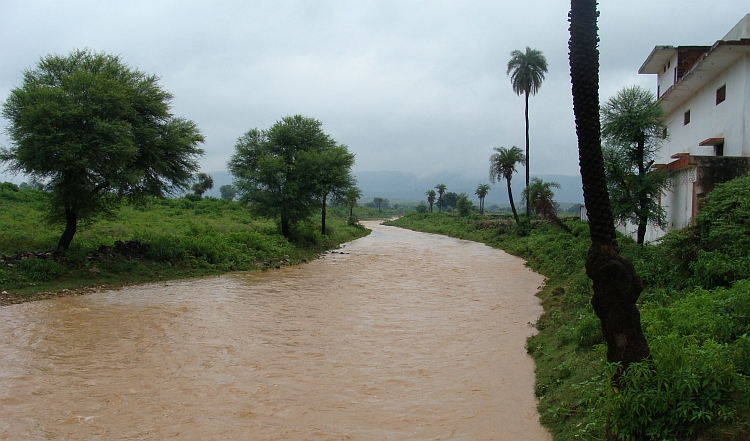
638, 46, 677, 74
639, 14, 750, 114
645, 40, 750, 114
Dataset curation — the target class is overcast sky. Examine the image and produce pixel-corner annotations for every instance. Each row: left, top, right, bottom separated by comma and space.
1, 1, 747, 184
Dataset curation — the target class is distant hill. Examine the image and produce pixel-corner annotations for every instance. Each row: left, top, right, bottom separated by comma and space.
353, 170, 583, 206
202, 169, 584, 206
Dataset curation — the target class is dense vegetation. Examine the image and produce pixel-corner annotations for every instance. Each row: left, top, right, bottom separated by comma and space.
0, 183, 370, 303
388, 174, 750, 440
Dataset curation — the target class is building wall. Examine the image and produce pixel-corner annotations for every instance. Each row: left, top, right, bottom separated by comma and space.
658, 54, 748, 165
656, 53, 679, 98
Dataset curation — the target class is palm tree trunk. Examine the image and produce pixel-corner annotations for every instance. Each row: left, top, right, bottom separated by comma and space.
507, 181, 520, 225
525, 90, 531, 220
569, 0, 649, 385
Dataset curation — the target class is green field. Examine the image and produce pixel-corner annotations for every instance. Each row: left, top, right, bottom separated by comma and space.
0, 184, 371, 303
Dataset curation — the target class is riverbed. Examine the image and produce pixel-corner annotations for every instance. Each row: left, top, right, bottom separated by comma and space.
0, 221, 550, 440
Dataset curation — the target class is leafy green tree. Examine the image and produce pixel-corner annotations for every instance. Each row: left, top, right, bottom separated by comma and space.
373, 197, 384, 212
1, 49, 205, 250
456, 193, 473, 216
228, 115, 347, 238
219, 184, 237, 201
435, 184, 447, 212
602, 85, 669, 245
339, 186, 362, 217
508, 46, 548, 220
443, 192, 459, 210
475, 183, 491, 215
302, 144, 355, 234
415, 201, 428, 213
191, 172, 214, 197
489, 146, 526, 225
569, 0, 649, 403
522, 178, 571, 232
425, 189, 436, 212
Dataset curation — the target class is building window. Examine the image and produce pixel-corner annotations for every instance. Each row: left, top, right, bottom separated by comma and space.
684, 110, 691, 125
715, 143, 724, 156
716, 84, 726, 105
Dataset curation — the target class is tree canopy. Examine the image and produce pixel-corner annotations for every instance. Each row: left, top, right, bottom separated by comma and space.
0, 49, 205, 250
192, 173, 214, 197
219, 184, 237, 201
227, 115, 355, 238
601, 85, 668, 244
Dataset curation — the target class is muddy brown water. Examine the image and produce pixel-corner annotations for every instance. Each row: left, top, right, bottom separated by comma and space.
0, 222, 550, 440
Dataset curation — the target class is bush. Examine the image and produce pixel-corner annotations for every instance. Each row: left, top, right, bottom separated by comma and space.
608, 336, 748, 440
16, 258, 68, 282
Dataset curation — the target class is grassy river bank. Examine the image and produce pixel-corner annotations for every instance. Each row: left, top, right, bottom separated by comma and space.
387, 181, 750, 441
0, 184, 382, 305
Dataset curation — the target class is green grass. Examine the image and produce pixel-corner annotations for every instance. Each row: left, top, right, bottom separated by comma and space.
387, 209, 750, 441
0, 186, 370, 302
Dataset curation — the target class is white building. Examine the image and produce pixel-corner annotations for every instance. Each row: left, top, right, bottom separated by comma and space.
626, 14, 750, 242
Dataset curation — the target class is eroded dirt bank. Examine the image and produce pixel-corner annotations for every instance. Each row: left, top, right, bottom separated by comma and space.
0, 221, 550, 440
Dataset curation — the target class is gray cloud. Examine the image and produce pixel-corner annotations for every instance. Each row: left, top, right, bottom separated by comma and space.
1, 0, 747, 184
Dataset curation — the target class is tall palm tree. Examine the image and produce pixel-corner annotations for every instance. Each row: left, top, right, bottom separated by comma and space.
489, 146, 526, 225
475, 184, 491, 215
569, 0, 648, 394
435, 184, 447, 213
425, 189, 436, 213
507, 46, 548, 221
521, 178, 571, 233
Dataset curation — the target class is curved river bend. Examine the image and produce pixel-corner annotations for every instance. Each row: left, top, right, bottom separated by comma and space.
0, 222, 550, 440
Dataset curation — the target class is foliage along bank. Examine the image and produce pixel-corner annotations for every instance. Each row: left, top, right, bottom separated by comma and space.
0, 184, 369, 304
387, 176, 750, 441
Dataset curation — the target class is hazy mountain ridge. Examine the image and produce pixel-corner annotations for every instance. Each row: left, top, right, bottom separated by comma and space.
205, 170, 584, 205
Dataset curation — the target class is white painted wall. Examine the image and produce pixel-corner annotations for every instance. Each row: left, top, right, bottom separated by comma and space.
658, 54, 749, 165
656, 54, 678, 98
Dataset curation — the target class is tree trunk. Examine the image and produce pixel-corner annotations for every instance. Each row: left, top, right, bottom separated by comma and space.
636, 139, 647, 245
507, 181, 520, 225
569, 0, 649, 388
636, 221, 647, 245
57, 208, 78, 251
321, 194, 327, 235
525, 90, 531, 221
281, 216, 291, 239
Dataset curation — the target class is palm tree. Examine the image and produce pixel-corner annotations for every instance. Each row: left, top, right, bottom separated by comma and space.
475, 184, 491, 215
507, 46, 548, 221
435, 184, 447, 213
569, 0, 648, 395
521, 178, 571, 233
489, 146, 526, 225
425, 189, 436, 213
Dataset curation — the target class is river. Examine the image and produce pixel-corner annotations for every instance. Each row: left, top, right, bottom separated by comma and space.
0, 221, 550, 440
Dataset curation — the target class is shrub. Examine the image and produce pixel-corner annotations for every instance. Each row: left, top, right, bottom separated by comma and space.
608, 336, 748, 440
16, 258, 68, 282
